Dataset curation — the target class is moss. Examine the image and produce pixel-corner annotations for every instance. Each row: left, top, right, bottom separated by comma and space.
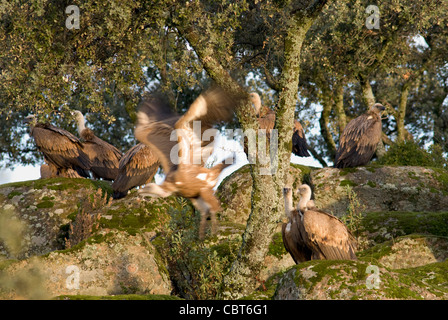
36, 200, 54, 208
0, 178, 113, 196
339, 180, 358, 187
267, 232, 288, 259
365, 166, 377, 173
432, 168, 448, 193
366, 181, 376, 188
7, 191, 22, 199
362, 211, 448, 239
339, 167, 358, 176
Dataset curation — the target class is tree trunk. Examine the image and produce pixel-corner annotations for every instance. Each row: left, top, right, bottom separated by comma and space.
319, 97, 337, 159
396, 83, 410, 143
359, 76, 376, 108
176, 0, 328, 300
334, 82, 346, 136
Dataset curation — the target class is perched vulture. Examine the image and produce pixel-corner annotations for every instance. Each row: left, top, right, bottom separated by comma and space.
134, 87, 237, 239
24, 115, 91, 178
282, 184, 357, 263
334, 103, 385, 168
112, 143, 160, 199
73, 111, 123, 180
247, 92, 310, 158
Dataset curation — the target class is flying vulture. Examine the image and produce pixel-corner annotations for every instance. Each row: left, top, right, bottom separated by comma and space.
73, 111, 123, 180
134, 87, 237, 239
112, 143, 160, 199
24, 115, 91, 178
247, 92, 310, 158
282, 184, 357, 263
334, 103, 385, 168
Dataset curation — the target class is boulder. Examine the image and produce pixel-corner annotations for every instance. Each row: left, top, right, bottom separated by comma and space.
0, 230, 172, 299
217, 164, 307, 224
272, 257, 448, 300
311, 166, 448, 216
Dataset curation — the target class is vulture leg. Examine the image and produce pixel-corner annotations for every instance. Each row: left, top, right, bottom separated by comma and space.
191, 196, 210, 240
192, 189, 221, 239
40, 162, 58, 179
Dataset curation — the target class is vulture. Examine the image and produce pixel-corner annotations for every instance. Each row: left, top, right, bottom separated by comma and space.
334, 103, 385, 168
23, 115, 91, 178
247, 92, 310, 158
134, 87, 237, 239
112, 143, 160, 199
282, 184, 357, 263
73, 111, 123, 180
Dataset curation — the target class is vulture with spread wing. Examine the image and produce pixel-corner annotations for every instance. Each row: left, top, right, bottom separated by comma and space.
247, 92, 310, 158
24, 115, 91, 178
134, 87, 237, 239
73, 111, 123, 180
334, 103, 385, 168
282, 184, 357, 263
112, 143, 160, 199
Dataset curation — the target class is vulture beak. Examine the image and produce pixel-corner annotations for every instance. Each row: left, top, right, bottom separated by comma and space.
23, 115, 35, 124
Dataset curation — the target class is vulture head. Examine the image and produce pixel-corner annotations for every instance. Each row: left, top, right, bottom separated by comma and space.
249, 92, 262, 115
23, 114, 37, 126
296, 184, 316, 212
370, 103, 385, 115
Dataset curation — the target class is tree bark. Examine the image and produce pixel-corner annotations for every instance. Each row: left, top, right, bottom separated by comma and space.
334, 82, 346, 136
176, 0, 328, 300
396, 82, 410, 143
319, 97, 337, 159
359, 75, 375, 108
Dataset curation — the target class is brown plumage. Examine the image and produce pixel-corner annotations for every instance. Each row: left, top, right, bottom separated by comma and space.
334, 103, 385, 168
247, 92, 310, 158
134, 86, 237, 239
282, 185, 357, 263
73, 111, 123, 180
24, 115, 91, 178
40, 161, 57, 179
112, 143, 160, 199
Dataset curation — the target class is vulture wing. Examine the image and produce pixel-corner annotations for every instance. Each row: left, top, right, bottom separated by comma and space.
174, 87, 237, 166
81, 130, 123, 180
302, 209, 357, 260
135, 96, 181, 173
112, 143, 159, 199
282, 213, 312, 264
335, 113, 382, 168
292, 121, 310, 157
31, 124, 90, 175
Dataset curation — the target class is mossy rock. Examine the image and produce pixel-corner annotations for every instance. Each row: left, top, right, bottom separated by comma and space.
361, 211, 448, 246
0, 230, 173, 299
358, 234, 448, 269
311, 166, 448, 216
272, 259, 448, 300
216, 164, 308, 224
